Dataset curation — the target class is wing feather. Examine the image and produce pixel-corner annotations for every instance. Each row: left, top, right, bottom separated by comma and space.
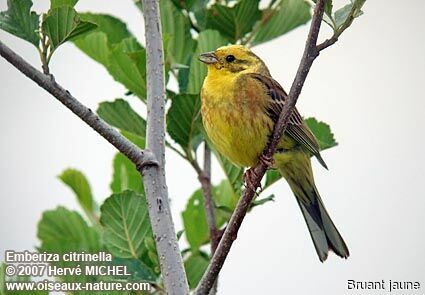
249, 73, 328, 169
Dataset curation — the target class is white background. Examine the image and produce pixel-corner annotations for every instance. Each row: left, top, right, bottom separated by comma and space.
1, 0, 425, 294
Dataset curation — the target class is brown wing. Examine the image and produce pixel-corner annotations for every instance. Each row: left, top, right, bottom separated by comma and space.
249, 73, 328, 169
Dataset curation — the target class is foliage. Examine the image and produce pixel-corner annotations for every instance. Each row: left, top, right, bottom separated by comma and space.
0, 0, 365, 291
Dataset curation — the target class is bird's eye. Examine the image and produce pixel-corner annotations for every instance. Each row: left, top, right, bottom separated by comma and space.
226, 55, 236, 62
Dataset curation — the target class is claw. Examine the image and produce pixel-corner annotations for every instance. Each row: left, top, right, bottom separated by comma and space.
243, 169, 261, 194
259, 154, 274, 168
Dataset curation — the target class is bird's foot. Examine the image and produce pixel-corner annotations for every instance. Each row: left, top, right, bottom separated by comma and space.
259, 154, 274, 168
243, 168, 262, 194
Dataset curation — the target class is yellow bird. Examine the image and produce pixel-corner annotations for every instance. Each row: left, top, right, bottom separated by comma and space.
199, 45, 349, 262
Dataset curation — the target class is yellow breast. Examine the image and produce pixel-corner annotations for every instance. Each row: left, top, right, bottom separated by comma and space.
201, 72, 272, 167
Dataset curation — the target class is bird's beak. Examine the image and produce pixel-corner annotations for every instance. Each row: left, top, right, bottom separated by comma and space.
199, 51, 218, 64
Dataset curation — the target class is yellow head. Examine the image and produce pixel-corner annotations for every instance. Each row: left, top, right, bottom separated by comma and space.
199, 45, 270, 76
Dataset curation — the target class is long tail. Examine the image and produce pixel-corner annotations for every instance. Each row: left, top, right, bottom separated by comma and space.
277, 152, 349, 262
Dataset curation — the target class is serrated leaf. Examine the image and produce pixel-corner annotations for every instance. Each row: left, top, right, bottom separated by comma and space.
100, 190, 153, 259
73, 14, 132, 65
0, 0, 40, 46
252, 0, 311, 45
51, 0, 78, 8
304, 117, 337, 151
58, 168, 94, 215
111, 153, 144, 194
187, 30, 228, 94
97, 98, 146, 138
42, 6, 97, 52
107, 38, 147, 100
37, 206, 101, 255
160, 0, 196, 66
167, 94, 202, 152
72, 15, 146, 99
37, 206, 103, 290
206, 0, 261, 42
184, 252, 209, 289
111, 257, 157, 283
79, 13, 132, 44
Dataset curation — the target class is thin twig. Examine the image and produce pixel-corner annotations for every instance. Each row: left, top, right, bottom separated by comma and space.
0, 40, 157, 170
194, 1, 329, 294
141, 1, 189, 294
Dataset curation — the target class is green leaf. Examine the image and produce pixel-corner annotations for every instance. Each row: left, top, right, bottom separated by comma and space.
37, 207, 104, 291
100, 190, 153, 259
325, 1, 333, 18
182, 189, 209, 249
206, 0, 261, 42
107, 38, 147, 100
187, 30, 228, 94
212, 179, 238, 224
42, 6, 97, 52
252, 0, 311, 45
191, 0, 209, 30
111, 153, 144, 194
79, 13, 132, 44
160, 0, 196, 66
58, 168, 95, 215
0, 0, 40, 46
166, 94, 202, 152
37, 206, 101, 255
251, 194, 275, 209
97, 99, 146, 138
334, 3, 352, 28
171, 0, 197, 9
0, 263, 4, 295
50, 0, 78, 8
304, 117, 337, 151
0, 267, 49, 295
264, 169, 282, 189
72, 15, 146, 99
182, 180, 237, 250
184, 252, 209, 289
111, 257, 157, 283
214, 152, 244, 196
73, 14, 132, 65
121, 130, 146, 149
334, 0, 364, 29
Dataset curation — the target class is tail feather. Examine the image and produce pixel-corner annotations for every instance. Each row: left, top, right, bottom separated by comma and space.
277, 151, 349, 261
296, 188, 350, 262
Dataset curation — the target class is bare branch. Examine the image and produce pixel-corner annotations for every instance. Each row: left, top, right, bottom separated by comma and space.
0, 40, 157, 170
200, 145, 218, 295
141, 0, 189, 294
194, 1, 329, 294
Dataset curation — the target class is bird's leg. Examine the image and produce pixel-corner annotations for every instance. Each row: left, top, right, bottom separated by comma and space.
259, 154, 274, 168
243, 154, 275, 194
243, 168, 261, 193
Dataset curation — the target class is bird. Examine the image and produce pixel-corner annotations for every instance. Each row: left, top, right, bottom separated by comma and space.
199, 45, 349, 262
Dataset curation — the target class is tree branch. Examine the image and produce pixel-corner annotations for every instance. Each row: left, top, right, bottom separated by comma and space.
199, 144, 219, 295
0, 39, 157, 170
194, 1, 329, 294
141, 1, 189, 294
